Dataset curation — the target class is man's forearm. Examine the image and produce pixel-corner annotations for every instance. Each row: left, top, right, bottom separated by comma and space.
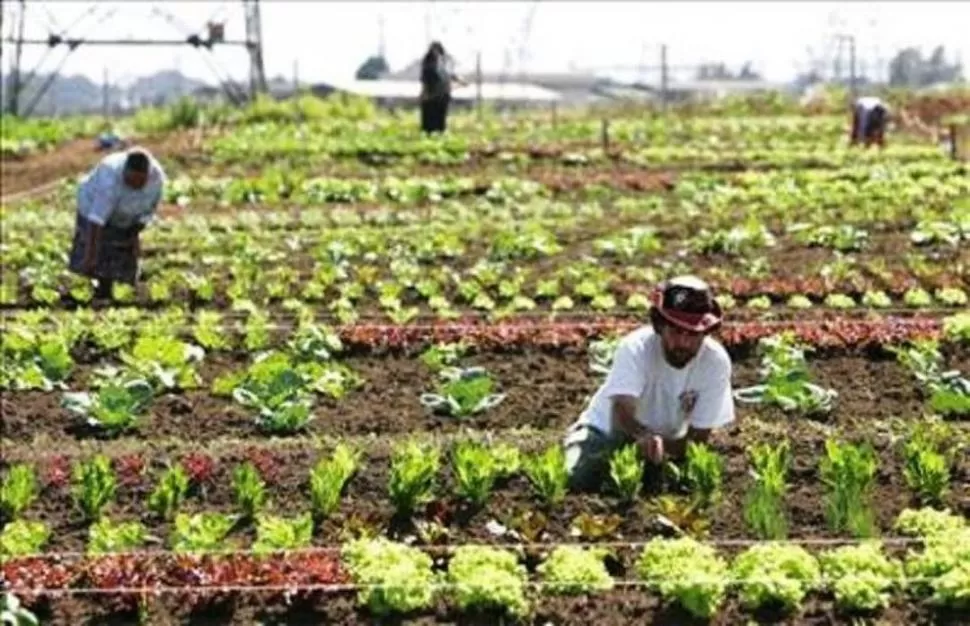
611, 400, 648, 440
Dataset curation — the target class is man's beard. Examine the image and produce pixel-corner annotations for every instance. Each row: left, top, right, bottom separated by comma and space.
663, 345, 695, 369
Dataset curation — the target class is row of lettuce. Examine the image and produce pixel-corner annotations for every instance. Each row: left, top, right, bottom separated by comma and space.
338, 510, 967, 618
2, 508, 968, 618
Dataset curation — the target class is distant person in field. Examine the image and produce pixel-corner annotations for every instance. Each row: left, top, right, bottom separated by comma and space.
419, 41, 466, 134
68, 147, 166, 300
850, 95, 890, 148
563, 276, 736, 492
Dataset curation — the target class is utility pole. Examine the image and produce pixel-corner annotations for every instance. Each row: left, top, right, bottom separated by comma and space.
242, 0, 268, 99
660, 44, 669, 112
475, 50, 482, 120
101, 66, 109, 116
7, 0, 26, 115
835, 34, 857, 102
378, 13, 386, 59
848, 36, 857, 101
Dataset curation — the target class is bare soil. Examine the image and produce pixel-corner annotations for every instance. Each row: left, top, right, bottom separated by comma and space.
22, 590, 969, 626
0, 131, 201, 199
4, 349, 969, 625
5, 350, 967, 446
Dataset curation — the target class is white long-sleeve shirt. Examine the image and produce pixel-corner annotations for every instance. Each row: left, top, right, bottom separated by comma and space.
77, 149, 166, 229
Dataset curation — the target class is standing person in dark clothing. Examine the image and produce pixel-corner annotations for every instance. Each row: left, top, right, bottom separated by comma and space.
419, 41, 465, 134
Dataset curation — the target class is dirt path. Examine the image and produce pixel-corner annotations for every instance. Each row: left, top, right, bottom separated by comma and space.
0, 129, 204, 203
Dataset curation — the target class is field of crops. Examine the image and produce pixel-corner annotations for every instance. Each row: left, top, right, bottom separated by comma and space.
1, 92, 969, 625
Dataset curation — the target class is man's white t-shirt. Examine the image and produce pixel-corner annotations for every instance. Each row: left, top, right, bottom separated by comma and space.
579, 326, 735, 439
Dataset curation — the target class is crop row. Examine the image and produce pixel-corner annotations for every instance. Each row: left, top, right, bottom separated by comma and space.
207, 134, 946, 170
4, 246, 967, 317
2, 164, 970, 245
4, 320, 968, 447
113, 159, 970, 210
162, 162, 968, 216
201, 114, 947, 165
0, 117, 104, 159
3, 508, 968, 620
2, 310, 965, 357
2, 408, 966, 547
4, 161, 965, 228
3, 287, 969, 328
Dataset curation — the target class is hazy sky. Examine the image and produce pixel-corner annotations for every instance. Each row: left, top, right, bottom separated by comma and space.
2, 1, 967, 86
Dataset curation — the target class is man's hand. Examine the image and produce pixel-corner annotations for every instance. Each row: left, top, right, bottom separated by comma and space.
638, 435, 665, 465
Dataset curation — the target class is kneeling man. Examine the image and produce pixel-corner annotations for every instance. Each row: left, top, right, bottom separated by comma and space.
564, 276, 736, 491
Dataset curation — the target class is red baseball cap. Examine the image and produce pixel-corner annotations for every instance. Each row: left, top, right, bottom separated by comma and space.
650, 275, 723, 333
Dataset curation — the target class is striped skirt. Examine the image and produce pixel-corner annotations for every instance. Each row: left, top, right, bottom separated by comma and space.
67, 213, 141, 284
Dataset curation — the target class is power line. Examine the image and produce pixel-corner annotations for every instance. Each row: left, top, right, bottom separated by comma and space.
3, 1, 268, 116
3, 36, 250, 46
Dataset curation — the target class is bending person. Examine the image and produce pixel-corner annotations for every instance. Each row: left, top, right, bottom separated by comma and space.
68, 147, 166, 300
850, 95, 891, 148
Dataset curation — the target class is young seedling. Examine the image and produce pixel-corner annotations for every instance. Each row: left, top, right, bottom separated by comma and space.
743, 441, 791, 540
734, 333, 837, 415
232, 462, 268, 521
609, 443, 643, 503
147, 463, 190, 521
0, 519, 50, 559
523, 445, 568, 507
820, 440, 878, 538
685, 442, 724, 509
447, 546, 530, 617
903, 438, 950, 506
252, 513, 314, 555
71, 455, 117, 521
636, 536, 728, 619
170, 512, 238, 553
62, 378, 154, 435
387, 440, 440, 517
419, 367, 506, 418
730, 543, 821, 612
451, 439, 519, 507
309, 443, 361, 522
87, 518, 149, 554
0, 464, 37, 520
537, 546, 614, 596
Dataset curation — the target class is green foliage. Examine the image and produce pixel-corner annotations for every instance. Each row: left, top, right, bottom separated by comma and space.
447, 546, 529, 617
730, 544, 821, 612
0, 465, 37, 520
71, 456, 117, 521
342, 537, 436, 616
636, 537, 728, 619
537, 546, 614, 596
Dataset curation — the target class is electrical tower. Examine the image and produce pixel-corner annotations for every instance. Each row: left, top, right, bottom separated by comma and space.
3, 1, 269, 117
